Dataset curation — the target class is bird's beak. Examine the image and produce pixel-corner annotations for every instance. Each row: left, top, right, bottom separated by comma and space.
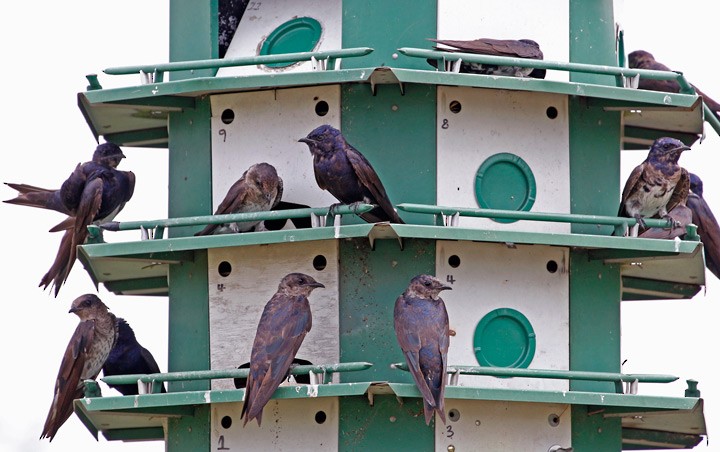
440, 284, 453, 291
68, 307, 78, 314
298, 137, 314, 145
120, 151, 127, 158
675, 145, 691, 153
308, 282, 325, 289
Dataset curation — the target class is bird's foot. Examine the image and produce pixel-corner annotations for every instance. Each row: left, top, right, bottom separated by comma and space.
634, 215, 647, 230
348, 201, 365, 216
327, 202, 344, 217
662, 214, 681, 229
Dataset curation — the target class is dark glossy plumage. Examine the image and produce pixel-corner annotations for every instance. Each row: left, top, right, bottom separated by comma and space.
41, 294, 118, 441
687, 173, 720, 280
195, 162, 283, 236
241, 273, 324, 427
4, 143, 135, 296
618, 137, 690, 235
103, 318, 166, 395
394, 274, 451, 426
428, 38, 545, 78
628, 50, 720, 121
299, 125, 404, 224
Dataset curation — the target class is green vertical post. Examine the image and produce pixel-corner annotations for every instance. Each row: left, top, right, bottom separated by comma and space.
569, 0, 618, 85
169, 0, 218, 80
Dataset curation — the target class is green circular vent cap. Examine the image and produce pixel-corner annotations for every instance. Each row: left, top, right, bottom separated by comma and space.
473, 308, 536, 370
260, 17, 322, 68
474, 153, 536, 223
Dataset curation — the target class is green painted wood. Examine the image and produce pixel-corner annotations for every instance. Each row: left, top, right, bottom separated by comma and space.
169, 0, 217, 80
569, 0, 618, 86
572, 404, 622, 450
167, 405, 210, 452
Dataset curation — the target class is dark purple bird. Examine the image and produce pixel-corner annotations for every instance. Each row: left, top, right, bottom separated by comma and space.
4, 142, 135, 296
299, 125, 404, 224
103, 318, 166, 395
241, 273, 324, 427
41, 294, 118, 441
618, 137, 690, 236
195, 162, 283, 236
686, 173, 720, 280
234, 358, 313, 389
394, 274, 452, 426
628, 50, 720, 121
428, 38, 546, 79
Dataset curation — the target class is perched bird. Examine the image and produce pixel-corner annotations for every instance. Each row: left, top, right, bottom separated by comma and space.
428, 38, 545, 79
394, 274, 452, 426
102, 318, 166, 395
41, 294, 118, 441
234, 358, 313, 389
686, 173, 720, 280
628, 50, 720, 121
618, 137, 690, 236
241, 273, 324, 426
298, 125, 404, 224
4, 142, 135, 296
195, 162, 283, 236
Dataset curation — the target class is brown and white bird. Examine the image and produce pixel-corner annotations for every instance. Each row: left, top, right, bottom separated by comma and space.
428, 38, 545, 78
628, 50, 720, 121
195, 162, 283, 236
4, 142, 135, 296
241, 273, 324, 427
394, 274, 452, 426
41, 294, 118, 441
619, 137, 690, 237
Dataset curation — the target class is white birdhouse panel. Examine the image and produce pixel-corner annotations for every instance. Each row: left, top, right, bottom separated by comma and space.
208, 240, 339, 390
211, 86, 340, 220
212, 399, 338, 450
436, 240, 569, 391
436, 400, 572, 451
217, 0, 342, 77
437, 0, 569, 82
436, 86, 570, 233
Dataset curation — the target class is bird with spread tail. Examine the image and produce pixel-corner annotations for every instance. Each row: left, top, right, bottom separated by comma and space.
618, 137, 690, 237
241, 273, 324, 427
195, 162, 283, 236
41, 294, 118, 441
4, 142, 135, 296
628, 50, 720, 121
686, 173, 720, 280
102, 318, 166, 395
394, 274, 452, 426
428, 37, 545, 79
299, 125, 404, 224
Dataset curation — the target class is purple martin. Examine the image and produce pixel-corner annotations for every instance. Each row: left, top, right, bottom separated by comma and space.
41, 294, 118, 441
628, 50, 720, 121
234, 358, 313, 389
394, 274, 452, 426
428, 38, 545, 79
102, 318, 166, 395
299, 125, 405, 224
195, 162, 283, 236
4, 142, 135, 296
618, 137, 690, 235
686, 173, 720, 280
241, 273, 324, 427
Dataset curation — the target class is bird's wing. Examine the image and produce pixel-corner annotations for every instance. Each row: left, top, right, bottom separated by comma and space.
49, 216, 75, 233
273, 176, 284, 209
346, 147, 402, 222
123, 171, 136, 202
39, 229, 75, 297
618, 163, 645, 216
667, 168, 690, 212
59, 163, 87, 213
41, 320, 96, 440
394, 299, 438, 407
688, 193, 720, 280
430, 38, 542, 59
75, 177, 104, 233
214, 177, 251, 216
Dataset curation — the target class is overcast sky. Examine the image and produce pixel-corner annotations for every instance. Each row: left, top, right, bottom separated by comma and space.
0, 1, 718, 451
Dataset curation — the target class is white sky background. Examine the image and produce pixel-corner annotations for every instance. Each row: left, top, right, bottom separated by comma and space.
0, 1, 718, 451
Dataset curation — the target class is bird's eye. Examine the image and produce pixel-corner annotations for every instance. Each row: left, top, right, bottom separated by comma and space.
423, 280, 431, 287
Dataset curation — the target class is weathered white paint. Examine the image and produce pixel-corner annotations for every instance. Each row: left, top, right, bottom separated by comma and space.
436, 399, 572, 451
437, 240, 570, 391
218, 0, 342, 77
437, 86, 570, 233
208, 240, 339, 390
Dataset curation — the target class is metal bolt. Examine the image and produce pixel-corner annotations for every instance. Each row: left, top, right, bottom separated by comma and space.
392, 53, 399, 59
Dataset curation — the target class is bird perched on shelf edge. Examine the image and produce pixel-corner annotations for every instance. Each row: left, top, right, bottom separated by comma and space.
4, 142, 135, 296
299, 124, 405, 224
427, 37, 546, 79
618, 137, 690, 237
41, 294, 118, 441
102, 317, 166, 395
241, 273, 325, 427
394, 274, 452, 426
628, 50, 720, 121
686, 173, 720, 280
195, 162, 283, 236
